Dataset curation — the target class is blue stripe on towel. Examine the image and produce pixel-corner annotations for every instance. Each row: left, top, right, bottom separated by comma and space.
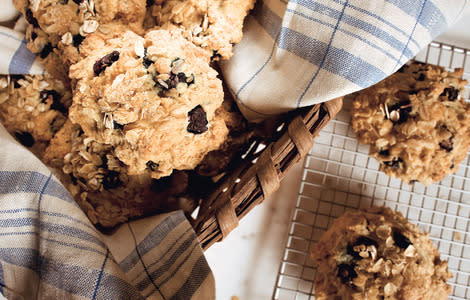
0, 208, 94, 230
386, 0, 447, 37
137, 232, 197, 292
292, 0, 413, 58
0, 260, 3, 294
8, 39, 36, 75
0, 247, 142, 299
120, 212, 186, 273
296, 0, 349, 107
286, 8, 400, 62
0, 171, 75, 204
92, 249, 109, 300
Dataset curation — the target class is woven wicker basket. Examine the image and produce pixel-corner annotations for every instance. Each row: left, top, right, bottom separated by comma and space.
190, 97, 343, 250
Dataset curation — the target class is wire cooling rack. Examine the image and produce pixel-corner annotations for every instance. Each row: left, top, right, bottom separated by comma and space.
273, 41, 470, 300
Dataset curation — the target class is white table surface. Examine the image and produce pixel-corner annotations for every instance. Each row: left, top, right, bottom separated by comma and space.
205, 6, 470, 300
205, 158, 305, 300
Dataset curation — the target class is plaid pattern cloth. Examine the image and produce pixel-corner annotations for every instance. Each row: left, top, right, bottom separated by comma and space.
1, 18, 214, 300
221, 0, 469, 120
0, 125, 214, 300
0, 1, 468, 299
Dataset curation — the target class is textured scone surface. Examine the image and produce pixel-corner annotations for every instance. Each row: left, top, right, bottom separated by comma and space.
351, 62, 470, 185
69, 29, 228, 179
45, 120, 188, 228
13, 0, 146, 77
147, 0, 256, 59
0, 74, 71, 158
311, 207, 452, 300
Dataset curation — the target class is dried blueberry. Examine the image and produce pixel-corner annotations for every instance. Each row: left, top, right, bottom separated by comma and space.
31, 32, 38, 41
40, 90, 67, 113
100, 155, 108, 169
347, 236, 378, 259
93, 51, 120, 76
143, 57, 153, 69
417, 73, 425, 81
113, 121, 124, 130
25, 9, 39, 28
102, 171, 121, 189
397, 65, 407, 73
73, 34, 85, 48
146, 0, 154, 7
440, 87, 459, 101
337, 264, 357, 284
10, 75, 25, 89
40, 43, 53, 59
387, 99, 412, 124
142, 48, 153, 69
146, 161, 159, 172
15, 131, 35, 147
211, 50, 222, 60
187, 105, 208, 134
379, 149, 390, 156
69, 174, 78, 185
439, 137, 454, 152
393, 230, 412, 249
383, 157, 404, 169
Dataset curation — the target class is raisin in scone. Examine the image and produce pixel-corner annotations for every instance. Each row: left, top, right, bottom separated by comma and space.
44, 120, 195, 228
0, 74, 71, 159
351, 62, 470, 185
68, 29, 228, 179
146, 0, 256, 59
13, 0, 147, 76
312, 207, 452, 300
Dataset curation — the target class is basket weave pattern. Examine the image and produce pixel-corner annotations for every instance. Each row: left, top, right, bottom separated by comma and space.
192, 98, 343, 250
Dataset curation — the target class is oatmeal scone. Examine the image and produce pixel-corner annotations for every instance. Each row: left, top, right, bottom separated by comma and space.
147, 0, 256, 59
45, 120, 195, 228
351, 62, 470, 185
0, 74, 71, 158
68, 29, 228, 179
312, 207, 452, 300
13, 0, 147, 76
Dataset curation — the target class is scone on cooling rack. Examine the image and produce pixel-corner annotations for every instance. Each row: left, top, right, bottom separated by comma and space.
311, 206, 452, 300
68, 29, 228, 179
351, 61, 470, 185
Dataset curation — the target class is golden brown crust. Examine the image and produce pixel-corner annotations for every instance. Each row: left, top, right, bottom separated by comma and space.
14, 0, 147, 77
312, 207, 452, 300
146, 0, 256, 59
0, 74, 71, 159
351, 62, 470, 185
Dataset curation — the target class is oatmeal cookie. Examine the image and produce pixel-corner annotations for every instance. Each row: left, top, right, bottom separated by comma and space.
147, 0, 256, 59
68, 29, 228, 179
351, 62, 470, 185
45, 120, 195, 228
13, 0, 146, 76
312, 206, 452, 300
0, 74, 71, 159
196, 93, 255, 177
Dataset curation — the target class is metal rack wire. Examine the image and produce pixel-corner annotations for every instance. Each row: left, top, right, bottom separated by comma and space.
273, 41, 470, 300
